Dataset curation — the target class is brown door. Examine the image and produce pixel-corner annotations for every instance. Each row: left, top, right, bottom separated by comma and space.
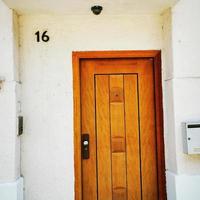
74, 52, 165, 200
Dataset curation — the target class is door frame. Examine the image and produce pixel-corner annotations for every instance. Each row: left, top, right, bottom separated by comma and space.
72, 50, 166, 200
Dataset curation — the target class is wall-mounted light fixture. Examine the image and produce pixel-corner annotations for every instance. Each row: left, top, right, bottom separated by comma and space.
91, 5, 103, 15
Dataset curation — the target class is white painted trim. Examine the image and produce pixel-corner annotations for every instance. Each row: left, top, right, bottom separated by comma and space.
166, 171, 200, 200
166, 171, 177, 200
0, 177, 23, 200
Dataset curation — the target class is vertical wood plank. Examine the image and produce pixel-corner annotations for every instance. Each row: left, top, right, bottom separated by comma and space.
124, 75, 141, 200
110, 75, 127, 200
95, 75, 112, 200
112, 153, 127, 200
81, 60, 97, 200
110, 103, 125, 138
139, 60, 158, 199
73, 54, 82, 200
110, 75, 125, 138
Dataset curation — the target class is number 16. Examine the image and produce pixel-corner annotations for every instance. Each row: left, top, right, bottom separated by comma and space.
35, 31, 50, 42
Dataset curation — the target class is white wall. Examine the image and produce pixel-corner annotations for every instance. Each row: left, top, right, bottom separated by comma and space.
0, 0, 23, 199
1, 0, 200, 199
0, 0, 19, 182
20, 14, 163, 200
163, 0, 200, 199
172, 0, 200, 174
162, 8, 177, 174
0, 0, 14, 80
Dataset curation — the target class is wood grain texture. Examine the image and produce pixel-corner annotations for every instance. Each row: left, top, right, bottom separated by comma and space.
72, 53, 82, 200
110, 103, 125, 138
73, 50, 160, 59
73, 51, 166, 200
110, 74, 125, 139
95, 75, 112, 200
139, 60, 158, 199
112, 137, 125, 153
110, 87, 124, 103
110, 75, 127, 200
113, 187, 127, 200
81, 60, 97, 200
154, 52, 166, 200
112, 153, 127, 196
124, 75, 141, 200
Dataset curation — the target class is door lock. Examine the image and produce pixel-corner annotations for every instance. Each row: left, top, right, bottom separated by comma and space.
82, 134, 89, 159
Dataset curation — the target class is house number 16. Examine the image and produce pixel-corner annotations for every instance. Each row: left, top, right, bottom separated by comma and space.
35, 31, 50, 42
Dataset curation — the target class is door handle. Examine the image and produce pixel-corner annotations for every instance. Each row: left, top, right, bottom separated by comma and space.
82, 134, 89, 159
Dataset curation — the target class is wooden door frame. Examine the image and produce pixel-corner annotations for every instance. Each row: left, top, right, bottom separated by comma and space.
72, 50, 166, 200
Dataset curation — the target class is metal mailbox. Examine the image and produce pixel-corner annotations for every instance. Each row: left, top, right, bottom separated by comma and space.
183, 122, 200, 154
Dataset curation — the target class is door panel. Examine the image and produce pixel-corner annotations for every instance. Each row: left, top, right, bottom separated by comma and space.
110, 75, 127, 200
139, 61, 158, 199
124, 75, 141, 200
81, 58, 159, 200
81, 62, 97, 200
95, 75, 112, 200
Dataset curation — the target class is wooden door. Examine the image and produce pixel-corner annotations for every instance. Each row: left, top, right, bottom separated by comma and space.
73, 51, 166, 200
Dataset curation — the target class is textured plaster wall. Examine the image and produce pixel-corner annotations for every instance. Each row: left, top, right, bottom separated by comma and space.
162, 8, 177, 174
20, 14, 163, 200
163, 0, 200, 176
1, 0, 200, 199
0, 1, 23, 199
0, 0, 20, 182
162, 0, 200, 199
172, 0, 200, 174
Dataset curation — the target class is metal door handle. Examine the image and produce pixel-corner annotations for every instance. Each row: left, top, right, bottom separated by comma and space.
82, 134, 89, 159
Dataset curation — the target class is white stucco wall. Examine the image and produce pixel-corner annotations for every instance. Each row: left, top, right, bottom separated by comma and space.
163, 0, 200, 199
0, 0, 19, 182
1, 0, 200, 199
162, 8, 177, 174
19, 1, 200, 199
0, 0, 14, 80
20, 14, 163, 200
172, 0, 200, 174
0, 0, 23, 199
